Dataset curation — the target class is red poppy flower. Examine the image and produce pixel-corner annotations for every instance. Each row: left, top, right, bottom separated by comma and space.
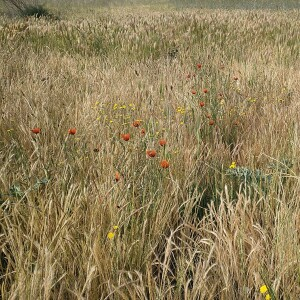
132, 120, 141, 127
141, 128, 146, 135
209, 120, 214, 126
160, 160, 170, 169
197, 64, 202, 69
115, 171, 120, 182
121, 133, 130, 141
191, 90, 197, 95
199, 101, 205, 107
159, 139, 167, 146
146, 150, 157, 158
31, 128, 41, 134
203, 88, 208, 94
68, 128, 76, 135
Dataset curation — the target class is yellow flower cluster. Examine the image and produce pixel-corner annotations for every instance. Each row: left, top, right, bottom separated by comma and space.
260, 285, 271, 300
176, 106, 186, 114
107, 225, 119, 240
94, 101, 137, 125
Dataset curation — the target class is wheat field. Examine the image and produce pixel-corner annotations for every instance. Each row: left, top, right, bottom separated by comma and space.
0, 3, 300, 299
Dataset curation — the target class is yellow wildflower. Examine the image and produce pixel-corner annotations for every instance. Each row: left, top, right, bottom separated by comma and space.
107, 232, 115, 240
113, 104, 118, 110
260, 285, 268, 294
113, 225, 119, 230
176, 106, 185, 114
229, 162, 236, 169
265, 294, 271, 300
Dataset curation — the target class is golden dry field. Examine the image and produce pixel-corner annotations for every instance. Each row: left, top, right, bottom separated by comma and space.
0, 3, 300, 299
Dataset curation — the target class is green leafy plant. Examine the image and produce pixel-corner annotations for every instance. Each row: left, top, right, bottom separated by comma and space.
226, 166, 272, 185
8, 184, 23, 198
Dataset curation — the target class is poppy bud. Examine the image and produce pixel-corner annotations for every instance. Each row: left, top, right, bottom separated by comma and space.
132, 120, 141, 127
68, 128, 76, 135
146, 150, 157, 158
115, 171, 120, 182
160, 160, 170, 168
159, 139, 167, 146
31, 128, 41, 134
121, 133, 130, 141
